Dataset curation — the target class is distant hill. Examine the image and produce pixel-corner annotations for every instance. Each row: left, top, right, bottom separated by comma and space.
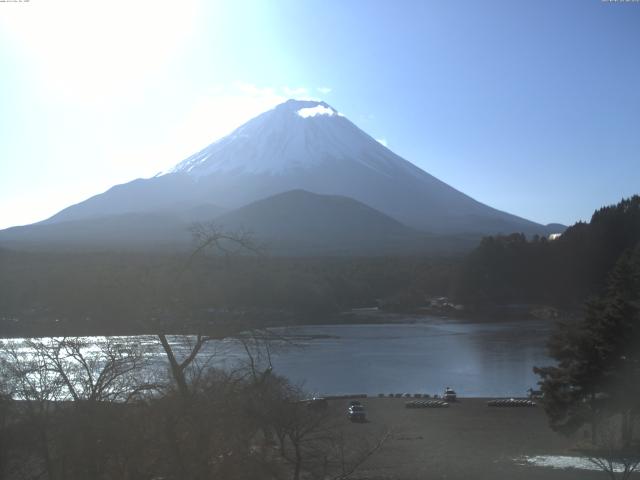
0, 190, 478, 255
214, 190, 477, 255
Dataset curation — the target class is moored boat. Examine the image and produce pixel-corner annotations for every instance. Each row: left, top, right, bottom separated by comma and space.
443, 387, 457, 402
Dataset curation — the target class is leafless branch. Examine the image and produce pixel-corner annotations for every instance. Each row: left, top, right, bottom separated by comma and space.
187, 221, 264, 267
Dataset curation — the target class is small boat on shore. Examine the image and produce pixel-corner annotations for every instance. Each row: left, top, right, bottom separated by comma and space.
488, 398, 536, 407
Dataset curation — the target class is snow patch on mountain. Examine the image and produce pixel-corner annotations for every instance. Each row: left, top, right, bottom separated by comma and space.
297, 105, 336, 118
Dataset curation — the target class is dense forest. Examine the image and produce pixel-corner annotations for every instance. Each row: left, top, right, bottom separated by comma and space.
0, 250, 457, 337
456, 196, 640, 307
1, 196, 638, 337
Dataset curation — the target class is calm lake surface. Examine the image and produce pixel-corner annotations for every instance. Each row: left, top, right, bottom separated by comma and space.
4, 316, 554, 397
257, 318, 553, 397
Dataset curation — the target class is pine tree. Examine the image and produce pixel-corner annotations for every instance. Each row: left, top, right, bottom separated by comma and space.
534, 243, 640, 444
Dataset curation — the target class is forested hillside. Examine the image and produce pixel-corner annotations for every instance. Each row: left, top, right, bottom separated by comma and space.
0, 251, 456, 337
456, 196, 640, 306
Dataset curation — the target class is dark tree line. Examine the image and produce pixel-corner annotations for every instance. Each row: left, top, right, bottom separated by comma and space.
457, 195, 640, 307
534, 243, 640, 478
0, 250, 458, 337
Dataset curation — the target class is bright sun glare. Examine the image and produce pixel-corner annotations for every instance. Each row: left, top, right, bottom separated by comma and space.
1, 0, 199, 106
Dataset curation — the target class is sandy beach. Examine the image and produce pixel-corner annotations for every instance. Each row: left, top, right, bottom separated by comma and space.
334, 397, 622, 480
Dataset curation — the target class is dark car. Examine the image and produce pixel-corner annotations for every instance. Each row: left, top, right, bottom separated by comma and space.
348, 405, 366, 422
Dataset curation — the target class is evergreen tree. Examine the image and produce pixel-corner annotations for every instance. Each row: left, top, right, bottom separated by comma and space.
534, 243, 640, 444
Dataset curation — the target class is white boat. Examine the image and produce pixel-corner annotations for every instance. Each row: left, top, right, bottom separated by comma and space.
443, 387, 457, 402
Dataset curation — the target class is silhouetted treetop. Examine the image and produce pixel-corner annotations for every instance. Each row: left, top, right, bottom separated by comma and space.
457, 195, 640, 306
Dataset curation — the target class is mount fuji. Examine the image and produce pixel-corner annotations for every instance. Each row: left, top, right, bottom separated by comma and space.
0, 99, 561, 254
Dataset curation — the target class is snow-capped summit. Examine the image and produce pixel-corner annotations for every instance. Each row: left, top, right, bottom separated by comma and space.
169, 99, 419, 179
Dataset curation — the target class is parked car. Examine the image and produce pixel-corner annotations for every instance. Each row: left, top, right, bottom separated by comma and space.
348, 405, 366, 422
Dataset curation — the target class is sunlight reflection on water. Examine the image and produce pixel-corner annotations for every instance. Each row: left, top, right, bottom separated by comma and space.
2, 317, 552, 397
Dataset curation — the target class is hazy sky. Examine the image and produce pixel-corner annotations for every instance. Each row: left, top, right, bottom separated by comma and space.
1, 0, 638, 229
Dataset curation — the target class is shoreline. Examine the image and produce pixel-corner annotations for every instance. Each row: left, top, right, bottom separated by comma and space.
0, 302, 581, 340
0, 309, 557, 340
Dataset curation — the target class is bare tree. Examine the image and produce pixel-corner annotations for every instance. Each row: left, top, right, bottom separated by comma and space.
258, 385, 391, 480
148, 223, 391, 480
188, 221, 263, 265
31, 337, 150, 403
158, 221, 264, 396
0, 359, 13, 480
1, 337, 153, 480
157, 333, 215, 399
319, 429, 391, 480
580, 414, 640, 480
2, 339, 66, 479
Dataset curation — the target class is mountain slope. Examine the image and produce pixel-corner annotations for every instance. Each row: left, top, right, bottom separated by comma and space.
0, 212, 191, 251
0, 190, 479, 255
0, 204, 225, 251
38, 99, 555, 236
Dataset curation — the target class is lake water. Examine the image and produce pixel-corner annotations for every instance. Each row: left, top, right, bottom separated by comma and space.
255, 318, 553, 397
2, 316, 554, 397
